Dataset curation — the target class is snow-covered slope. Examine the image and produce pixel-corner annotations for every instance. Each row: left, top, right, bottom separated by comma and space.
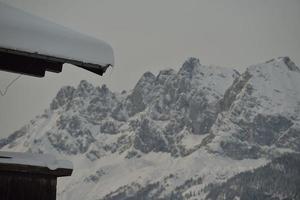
1, 57, 299, 200
207, 57, 300, 159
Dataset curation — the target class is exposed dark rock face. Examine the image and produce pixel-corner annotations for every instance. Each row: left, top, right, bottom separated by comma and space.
134, 117, 169, 153
220, 70, 252, 112
125, 72, 156, 117
47, 128, 95, 155
220, 140, 263, 160
100, 120, 119, 134
277, 127, 300, 151
50, 86, 75, 110
251, 115, 293, 146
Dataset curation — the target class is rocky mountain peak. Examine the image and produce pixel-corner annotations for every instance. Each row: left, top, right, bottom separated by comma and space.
75, 80, 95, 97
209, 57, 300, 159
132, 71, 156, 93
142, 71, 156, 79
262, 56, 299, 72
279, 56, 300, 72
96, 84, 110, 96
184, 57, 201, 67
138, 71, 156, 84
179, 57, 201, 76
156, 69, 176, 85
50, 86, 75, 110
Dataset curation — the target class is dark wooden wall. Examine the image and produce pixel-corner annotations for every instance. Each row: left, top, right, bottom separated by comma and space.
0, 171, 57, 200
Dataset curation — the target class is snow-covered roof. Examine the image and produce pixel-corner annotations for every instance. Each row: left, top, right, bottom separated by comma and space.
0, 151, 73, 176
0, 2, 114, 75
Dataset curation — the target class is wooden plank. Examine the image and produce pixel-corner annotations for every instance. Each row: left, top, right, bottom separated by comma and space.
0, 171, 57, 200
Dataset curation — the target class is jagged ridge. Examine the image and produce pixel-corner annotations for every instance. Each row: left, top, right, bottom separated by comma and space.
0, 57, 299, 200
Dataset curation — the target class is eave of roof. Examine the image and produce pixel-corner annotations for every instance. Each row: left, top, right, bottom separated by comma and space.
0, 2, 114, 76
0, 151, 73, 177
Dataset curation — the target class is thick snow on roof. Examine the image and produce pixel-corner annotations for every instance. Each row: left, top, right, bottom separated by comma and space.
0, 2, 114, 67
0, 151, 73, 170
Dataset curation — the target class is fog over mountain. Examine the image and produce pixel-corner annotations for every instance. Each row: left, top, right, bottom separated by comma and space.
1, 57, 300, 200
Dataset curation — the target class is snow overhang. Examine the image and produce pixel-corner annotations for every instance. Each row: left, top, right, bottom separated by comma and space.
0, 2, 114, 77
0, 151, 73, 177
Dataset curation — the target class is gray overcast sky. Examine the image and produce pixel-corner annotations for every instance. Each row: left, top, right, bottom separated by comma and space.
0, 0, 299, 138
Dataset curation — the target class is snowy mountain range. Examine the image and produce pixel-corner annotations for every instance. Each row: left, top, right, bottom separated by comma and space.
1, 57, 300, 200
